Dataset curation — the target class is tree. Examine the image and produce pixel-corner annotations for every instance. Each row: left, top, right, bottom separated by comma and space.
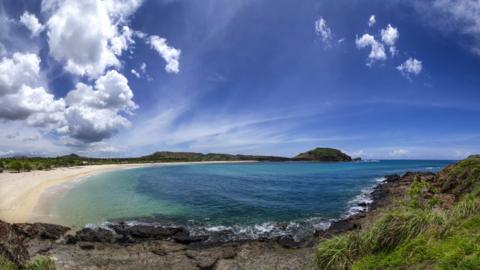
9, 161, 23, 173
23, 163, 32, 172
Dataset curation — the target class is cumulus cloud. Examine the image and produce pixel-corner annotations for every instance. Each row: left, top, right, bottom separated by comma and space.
380, 24, 399, 56
355, 34, 387, 65
314, 17, 332, 43
19, 12, 45, 37
148, 35, 181, 73
45, 0, 140, 78
368, 15, 376, 27
0, 53, 65, 127
397, 57, 423, 77
61, 70, 137, 142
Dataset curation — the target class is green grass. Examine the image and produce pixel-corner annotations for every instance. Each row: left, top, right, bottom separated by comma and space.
311, 156, 480, 270
0, 256, 56, 270
0, 256, 17, 270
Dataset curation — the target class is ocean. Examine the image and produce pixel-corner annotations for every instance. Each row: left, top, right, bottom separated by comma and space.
52, 160, 453, 240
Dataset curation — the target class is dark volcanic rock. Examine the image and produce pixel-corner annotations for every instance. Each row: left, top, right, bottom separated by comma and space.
0, 221, 29, 265
75, 228, 115, 243
13, 223, 70, 240
116, 225, 188, 240
277, 235, 303, 249
186, 245, 238, 269
173, 234, 209, 245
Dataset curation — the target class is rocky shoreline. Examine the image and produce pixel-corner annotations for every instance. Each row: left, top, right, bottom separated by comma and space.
0, 171, 435, 269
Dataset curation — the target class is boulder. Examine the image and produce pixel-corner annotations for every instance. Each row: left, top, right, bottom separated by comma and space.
0, 220, 29, 265
13, 223, 70, 240
75, 228, 115, 243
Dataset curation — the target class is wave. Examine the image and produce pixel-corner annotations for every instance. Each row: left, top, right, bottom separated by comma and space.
344, 176, 386, 217
84, 176, 388, 243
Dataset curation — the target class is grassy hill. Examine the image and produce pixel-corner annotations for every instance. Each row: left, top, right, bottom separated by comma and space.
312, 155, 480, 269
294, 148, 353, 162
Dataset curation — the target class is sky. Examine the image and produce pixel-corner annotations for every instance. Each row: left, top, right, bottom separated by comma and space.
0, 0, 479, 160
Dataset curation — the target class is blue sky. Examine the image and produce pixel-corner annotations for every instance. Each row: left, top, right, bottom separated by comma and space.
0, 0, 479, 159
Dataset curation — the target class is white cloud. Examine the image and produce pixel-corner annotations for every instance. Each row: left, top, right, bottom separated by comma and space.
19, 12, 45, 37
397, 57, 423, 77
314, 17, 332, 43
390, 149, 409, 157
412, 0, 480, 55
131, 69, 140, 78
148, 35, 181, 73
45, 0, 141, 78
368, 15, 376, 27
110, 26, 135, 56
61, 70, 137, 142
0, 53, 65, 127
380, 24, 399, 56
355, 34, 387, 65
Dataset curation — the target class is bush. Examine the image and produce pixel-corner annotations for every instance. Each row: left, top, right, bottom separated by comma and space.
9, 161, 23, 173
23, 163, 33, 172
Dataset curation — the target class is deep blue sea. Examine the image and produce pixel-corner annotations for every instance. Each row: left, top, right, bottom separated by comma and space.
53, 160, 453, 239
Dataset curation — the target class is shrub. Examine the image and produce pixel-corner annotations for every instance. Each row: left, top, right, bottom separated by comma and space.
9, 161, 23, 173
23, 163, 33, 172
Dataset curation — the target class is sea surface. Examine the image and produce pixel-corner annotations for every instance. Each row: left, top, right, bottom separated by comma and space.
52, 160, 453, 240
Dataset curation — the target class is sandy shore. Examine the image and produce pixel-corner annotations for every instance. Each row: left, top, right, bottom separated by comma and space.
0, 161, 255, 224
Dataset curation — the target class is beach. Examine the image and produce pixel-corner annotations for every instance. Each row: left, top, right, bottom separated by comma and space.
0, 161, 255, 224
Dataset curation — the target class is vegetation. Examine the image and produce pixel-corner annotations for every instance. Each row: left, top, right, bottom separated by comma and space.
0, 148, 357, 173
312, 155, 480, 270
294, 148, 353, 162
0, 256, 56, 270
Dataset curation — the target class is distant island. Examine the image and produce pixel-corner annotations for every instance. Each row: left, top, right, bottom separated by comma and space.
293, 147, 355, 162
0, 147, 358, 173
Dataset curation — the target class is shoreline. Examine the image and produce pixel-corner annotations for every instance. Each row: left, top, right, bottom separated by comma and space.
0, 169, 444, 270
0, 160, 257, 224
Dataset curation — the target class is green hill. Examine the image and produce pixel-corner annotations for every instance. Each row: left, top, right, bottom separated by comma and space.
294, 148, 353, 162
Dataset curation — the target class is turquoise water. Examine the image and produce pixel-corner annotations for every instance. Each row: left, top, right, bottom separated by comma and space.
53, 160, 452, 235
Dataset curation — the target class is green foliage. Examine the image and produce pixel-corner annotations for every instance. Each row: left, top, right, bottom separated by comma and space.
406, 176, 431, 208
0, 256, 17, 270
23, 163, 32, 172
294, 148, 352, 162
25, 256, 56, 270
312, 232, 366, 270
312, 156, 480, 270
9, 161, 23, 173
0, 256, 56, 270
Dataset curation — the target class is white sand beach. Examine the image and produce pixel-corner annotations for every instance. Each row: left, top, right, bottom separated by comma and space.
0, 161, 255, 224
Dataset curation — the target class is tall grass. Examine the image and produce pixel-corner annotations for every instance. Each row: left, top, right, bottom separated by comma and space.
311, 209, 445, 270
0, 256, 56, 270
25, 257, 56, 270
